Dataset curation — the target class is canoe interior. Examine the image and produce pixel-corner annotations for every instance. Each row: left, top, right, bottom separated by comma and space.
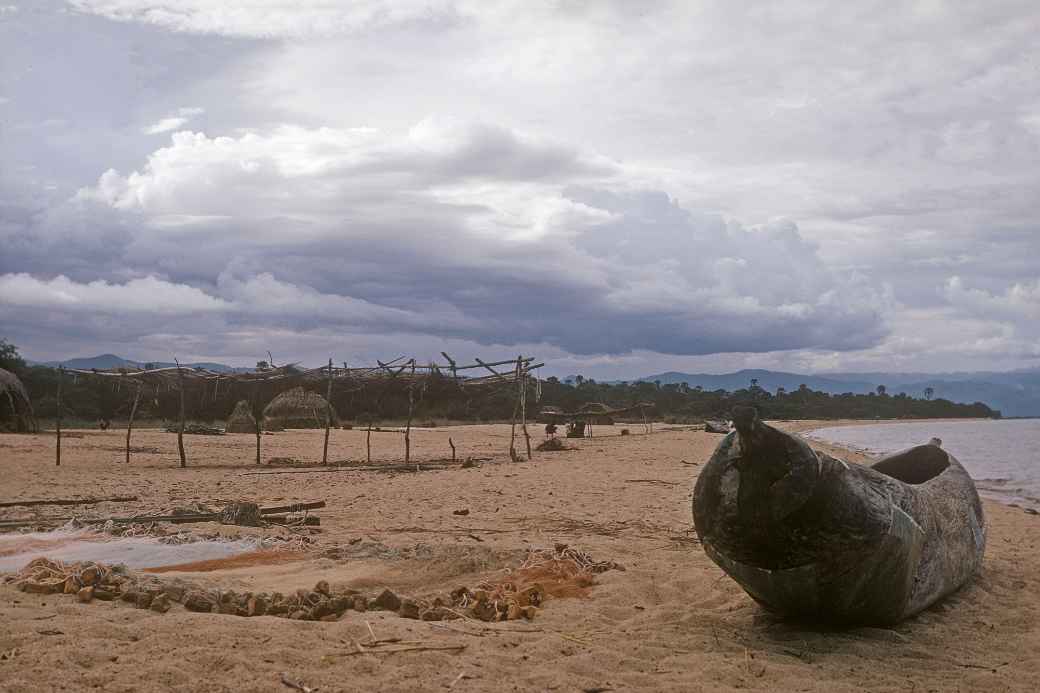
871, 445, 950, 485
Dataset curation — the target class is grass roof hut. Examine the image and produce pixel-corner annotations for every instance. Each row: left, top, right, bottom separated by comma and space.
224, 399, 257, 434
262, 386, 337, 430
0, 367, 36, 433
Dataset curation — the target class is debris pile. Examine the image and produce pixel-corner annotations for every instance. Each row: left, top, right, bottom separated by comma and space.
452, 543, 624, 621
535, 437, 570, 452
6, 557, 165, 608
704, 420, 730, 434
164, 424, 224, 435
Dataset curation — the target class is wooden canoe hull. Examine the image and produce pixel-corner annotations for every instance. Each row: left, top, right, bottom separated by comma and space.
692, 419, 985, 625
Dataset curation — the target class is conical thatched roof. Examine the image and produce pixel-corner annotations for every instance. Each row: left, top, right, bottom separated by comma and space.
0, 367, 36, 433
224, 399, 257, 433
262, 386, 336, 430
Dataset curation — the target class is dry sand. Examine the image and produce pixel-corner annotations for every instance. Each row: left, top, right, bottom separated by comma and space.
1, 421, 1038, 692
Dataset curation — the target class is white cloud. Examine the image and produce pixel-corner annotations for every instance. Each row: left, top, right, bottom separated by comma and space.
0, 273, 227, 314
68, 0, 464, 38
143, 107, 205, 135
944, 276, 1040, 322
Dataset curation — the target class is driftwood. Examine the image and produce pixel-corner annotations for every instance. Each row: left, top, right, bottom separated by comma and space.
0, 500, 325, 530
241, 456, 491, 476
0, 495, 139, 509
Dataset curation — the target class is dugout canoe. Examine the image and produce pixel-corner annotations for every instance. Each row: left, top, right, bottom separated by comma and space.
692, 407, 986, 625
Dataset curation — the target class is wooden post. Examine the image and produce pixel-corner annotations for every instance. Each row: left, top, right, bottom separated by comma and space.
449, 437, 456, 463
521, 370, 531, 460
55, 367, 63, 467
175, 359, 186, 468
366, 417, 372, 464
125, 381, 142, 464
509, 356, 521, 461
253, 380, 262, 465
322, 358, 333, 465
404, 360, 415, 464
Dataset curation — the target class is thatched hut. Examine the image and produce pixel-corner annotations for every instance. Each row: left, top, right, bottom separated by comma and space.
0, 367, 36, 433
224, 399, 257, 433
262, 386, 337, 430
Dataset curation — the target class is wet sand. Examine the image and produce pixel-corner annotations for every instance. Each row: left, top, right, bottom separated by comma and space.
1, 422, 1038, 692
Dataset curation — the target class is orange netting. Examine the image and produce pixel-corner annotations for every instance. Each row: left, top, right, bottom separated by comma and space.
143, 549, 307, 573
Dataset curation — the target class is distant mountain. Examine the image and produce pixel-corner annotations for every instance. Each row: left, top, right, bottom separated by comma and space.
633, 369, 878, 395
631, 368, 1040, 417
30, 354, 245, 373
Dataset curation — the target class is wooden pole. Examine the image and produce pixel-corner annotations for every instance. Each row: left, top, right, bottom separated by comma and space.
366, 417, 372, 464
449, 437, 456, 463
521, 370, 531, 460
55, 367, 63, 467
322, 358, 333, 465
253, 380, 262, 465
125, 381, 142, 464
509, 356, 521, 461
404, 360, 415, 464
175, 359, 186, 468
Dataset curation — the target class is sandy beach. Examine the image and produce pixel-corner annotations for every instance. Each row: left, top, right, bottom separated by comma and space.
1, 422, 1038, 692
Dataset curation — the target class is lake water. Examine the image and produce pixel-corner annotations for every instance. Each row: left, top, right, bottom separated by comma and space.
807, 419, 1040, 509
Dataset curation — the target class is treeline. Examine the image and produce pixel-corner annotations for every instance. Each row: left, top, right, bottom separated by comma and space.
539, 377, 999, 422
0, 339, 999, 427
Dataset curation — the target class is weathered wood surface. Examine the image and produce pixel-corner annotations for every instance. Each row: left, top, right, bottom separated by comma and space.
692, 406, 986, 625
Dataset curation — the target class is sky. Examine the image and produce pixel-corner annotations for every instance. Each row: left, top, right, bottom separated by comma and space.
1, 1, 1038, 379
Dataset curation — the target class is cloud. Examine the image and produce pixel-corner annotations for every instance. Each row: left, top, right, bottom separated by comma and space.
68, 0, 464, 38
6, 2, 1039, 373
0, 118, 889, 359
143, 107, 205, 135
0, 273, 227, 314
944, 276, 1040, 322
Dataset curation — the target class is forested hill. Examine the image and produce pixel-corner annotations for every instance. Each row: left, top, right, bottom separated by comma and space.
540, 377, 998, 422
625, 368, 1038, 417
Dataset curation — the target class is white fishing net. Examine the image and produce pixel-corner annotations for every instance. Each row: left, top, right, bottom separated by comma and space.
0, 528, 261, 573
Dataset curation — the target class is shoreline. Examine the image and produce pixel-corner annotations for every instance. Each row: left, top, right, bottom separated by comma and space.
780, 418, 1040, 515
